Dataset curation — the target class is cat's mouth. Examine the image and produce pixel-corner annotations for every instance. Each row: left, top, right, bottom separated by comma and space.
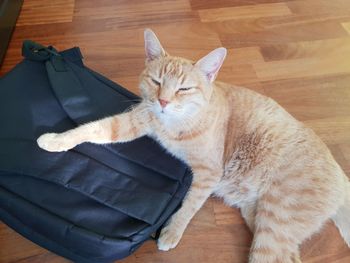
159, 109, 169, 117
156, 103, 169, 115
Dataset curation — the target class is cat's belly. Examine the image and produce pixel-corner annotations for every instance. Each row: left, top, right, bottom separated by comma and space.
213, 176, 258, 207
213, 160, 263, 207
214, 130, 276, 207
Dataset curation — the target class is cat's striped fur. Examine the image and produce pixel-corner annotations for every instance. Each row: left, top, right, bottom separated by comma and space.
37, 29, 350, 263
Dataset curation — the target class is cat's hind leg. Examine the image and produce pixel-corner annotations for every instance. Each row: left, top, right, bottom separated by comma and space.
249, 180, 340, 263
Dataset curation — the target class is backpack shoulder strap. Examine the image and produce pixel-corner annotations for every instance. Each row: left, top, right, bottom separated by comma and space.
22, 40, 99, 124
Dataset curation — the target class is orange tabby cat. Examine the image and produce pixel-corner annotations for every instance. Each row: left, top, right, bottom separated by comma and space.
37, 29, 350, 263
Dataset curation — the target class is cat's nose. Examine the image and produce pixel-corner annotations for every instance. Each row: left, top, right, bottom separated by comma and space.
159, 99, 169, 108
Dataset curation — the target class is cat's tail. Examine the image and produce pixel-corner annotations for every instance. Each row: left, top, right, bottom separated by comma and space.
332, 180, 350, 247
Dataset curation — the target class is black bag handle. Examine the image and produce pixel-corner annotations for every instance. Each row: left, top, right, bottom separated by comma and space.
22, 40, 67, 72
22, 40, 99, 124
22, 40, 60, 61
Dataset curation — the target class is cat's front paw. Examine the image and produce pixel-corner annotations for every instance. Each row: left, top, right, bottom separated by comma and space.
157, 224, 183, 251
37, 133, 73, 152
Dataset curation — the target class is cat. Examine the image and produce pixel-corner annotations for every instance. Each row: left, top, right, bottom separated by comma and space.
37, 29, 350, 263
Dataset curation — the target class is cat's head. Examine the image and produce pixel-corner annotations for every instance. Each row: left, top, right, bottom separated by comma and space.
139, 29, 226, 126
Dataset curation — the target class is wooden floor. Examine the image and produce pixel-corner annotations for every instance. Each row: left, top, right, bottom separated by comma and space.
1, 0, 350, 262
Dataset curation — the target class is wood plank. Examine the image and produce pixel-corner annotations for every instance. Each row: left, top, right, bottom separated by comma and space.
301, 222, 350, 263
260, 37, 350, 61
198, 2, 291, 22
219, 21, 348, 48
262, 74, 350, 121
16, 0, 75, 26
72, 0, 197, 29
220, 64, 260, 87
287, 0, 350, 16
0, 223, 49, 262
212, 198, 246, 226
74, 0, 189, 9
304, 116, 350, 145
74, 0, 191, 20
190, 0, 294, 10
205, 0, 350, 36
227, 47, 264, 65
253, 44, 350, 80
13, 253, 70, 263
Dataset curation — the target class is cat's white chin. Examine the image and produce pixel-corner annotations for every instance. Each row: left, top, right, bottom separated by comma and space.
156, 112, 176, 125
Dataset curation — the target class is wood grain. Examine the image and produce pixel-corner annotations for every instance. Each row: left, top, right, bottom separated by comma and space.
190, 0, 295, 10
16, 0, 75, 26
198, 3, 291, 22
0, 0, 350, 262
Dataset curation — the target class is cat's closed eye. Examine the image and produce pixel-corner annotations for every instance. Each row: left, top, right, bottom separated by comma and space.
178, 87, 193, 92
151, 78, 161, 86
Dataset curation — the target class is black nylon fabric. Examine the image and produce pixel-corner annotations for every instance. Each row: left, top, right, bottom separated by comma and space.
0, 41, 192, 262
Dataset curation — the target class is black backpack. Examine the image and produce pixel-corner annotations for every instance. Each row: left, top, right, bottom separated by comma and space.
0, 41, 192, 263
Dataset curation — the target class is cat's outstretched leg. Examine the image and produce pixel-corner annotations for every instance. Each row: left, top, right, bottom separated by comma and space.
157, 165, 222, 251
37, 103, 149, 152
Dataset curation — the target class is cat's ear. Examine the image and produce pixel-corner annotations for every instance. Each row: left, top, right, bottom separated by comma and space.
195, 47, 227, 82
144, 28, 166, 62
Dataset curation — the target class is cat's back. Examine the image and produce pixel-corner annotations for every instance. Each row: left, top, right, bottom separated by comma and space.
218, 82, 328, 158
215, 81, 302, 144
213, 82, 346, 205
217, 81, 345, 188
